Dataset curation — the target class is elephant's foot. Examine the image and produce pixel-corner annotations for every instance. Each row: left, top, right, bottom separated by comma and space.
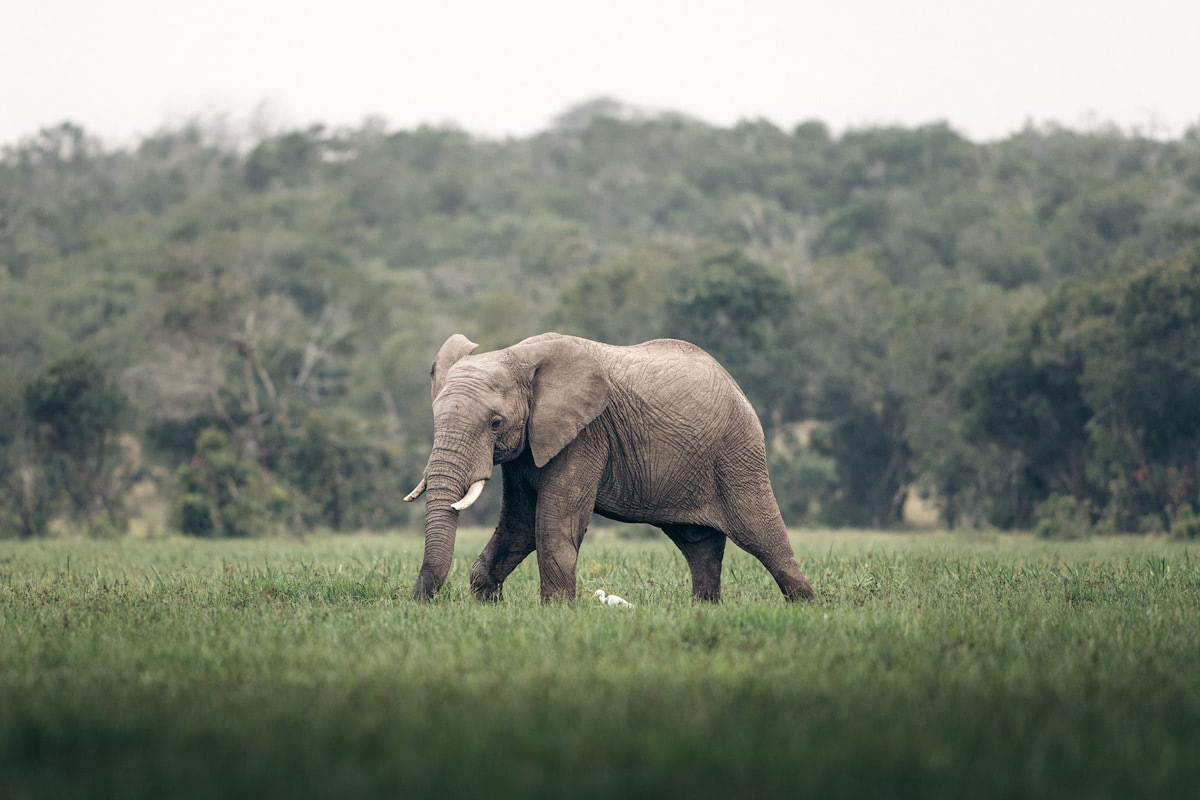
469, 582, 504, 602
468, 562, 504, 601
779, 565, 815, 602
538, 584, 576, 603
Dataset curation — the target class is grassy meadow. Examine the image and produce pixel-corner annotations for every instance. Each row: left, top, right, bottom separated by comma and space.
1, 528, 1198, 799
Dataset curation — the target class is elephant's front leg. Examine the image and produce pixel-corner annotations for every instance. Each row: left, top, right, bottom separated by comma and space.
469, 465, 537, 601
469, 524, 534, 602
533, 455, 603, 602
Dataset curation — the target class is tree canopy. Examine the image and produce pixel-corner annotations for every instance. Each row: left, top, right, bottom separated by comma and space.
3, 103, 1199, 537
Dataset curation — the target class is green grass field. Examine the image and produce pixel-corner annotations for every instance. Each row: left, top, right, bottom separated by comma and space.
2, 529, 1197, 799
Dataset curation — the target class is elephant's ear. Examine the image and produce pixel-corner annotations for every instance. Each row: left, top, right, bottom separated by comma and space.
431, 334, 479, 401
515, 336, 610, 468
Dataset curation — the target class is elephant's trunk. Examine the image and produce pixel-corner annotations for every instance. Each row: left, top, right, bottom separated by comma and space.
411, 498, 459, 600
410, 441, 489, 601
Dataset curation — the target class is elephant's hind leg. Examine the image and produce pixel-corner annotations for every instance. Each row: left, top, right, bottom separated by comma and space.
714, 452, 815, 601
737, 535, 814, 601
766, 550, 815, 602
719, 505, 814, 601
662, 524, 726, 602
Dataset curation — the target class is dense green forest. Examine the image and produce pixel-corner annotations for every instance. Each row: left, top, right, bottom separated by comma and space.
3, 98, 1200, 538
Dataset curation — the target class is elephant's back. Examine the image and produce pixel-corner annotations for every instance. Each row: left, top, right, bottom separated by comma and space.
596, 337, 761, 438
624, 337, 710, 360
610, 339, 749, 400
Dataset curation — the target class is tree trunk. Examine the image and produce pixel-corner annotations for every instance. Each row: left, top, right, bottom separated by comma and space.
19, 460, 36, 539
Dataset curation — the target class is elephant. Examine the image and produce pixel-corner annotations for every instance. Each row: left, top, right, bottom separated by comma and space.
404, 332, 815, 603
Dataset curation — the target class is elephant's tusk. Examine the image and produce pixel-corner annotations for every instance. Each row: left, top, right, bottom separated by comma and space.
451, 479, 486, 511
403, 478, 427, 502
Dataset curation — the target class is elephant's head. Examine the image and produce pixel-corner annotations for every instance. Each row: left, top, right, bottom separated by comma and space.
406, 333, 610, 600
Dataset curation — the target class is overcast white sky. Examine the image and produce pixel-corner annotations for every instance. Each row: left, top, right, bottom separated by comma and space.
2, 0, 1198, 147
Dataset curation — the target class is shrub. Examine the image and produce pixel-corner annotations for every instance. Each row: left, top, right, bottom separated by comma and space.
1139, 512, 1168, 535
1034, 493, 1093, 540
1170, 504, 1200, 540
175, 492, 214, 537
170, 427, 279, 537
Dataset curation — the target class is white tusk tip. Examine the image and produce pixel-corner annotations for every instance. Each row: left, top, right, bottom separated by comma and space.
404, 478, 427, 502
451, 479, 486, 511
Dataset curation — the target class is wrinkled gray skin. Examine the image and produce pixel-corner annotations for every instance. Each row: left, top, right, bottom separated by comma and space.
408, 332, 815, 603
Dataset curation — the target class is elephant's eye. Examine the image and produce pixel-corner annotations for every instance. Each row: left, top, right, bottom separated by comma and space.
490, 416, 504, 431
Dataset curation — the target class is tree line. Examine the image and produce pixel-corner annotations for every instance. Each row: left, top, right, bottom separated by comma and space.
3, 98, 1199, 538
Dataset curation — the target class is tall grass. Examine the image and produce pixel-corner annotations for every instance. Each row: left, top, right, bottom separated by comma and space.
1, 530, 1197, 799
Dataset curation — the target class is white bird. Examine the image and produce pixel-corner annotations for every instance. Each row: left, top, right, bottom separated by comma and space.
592, 589, 633, 608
